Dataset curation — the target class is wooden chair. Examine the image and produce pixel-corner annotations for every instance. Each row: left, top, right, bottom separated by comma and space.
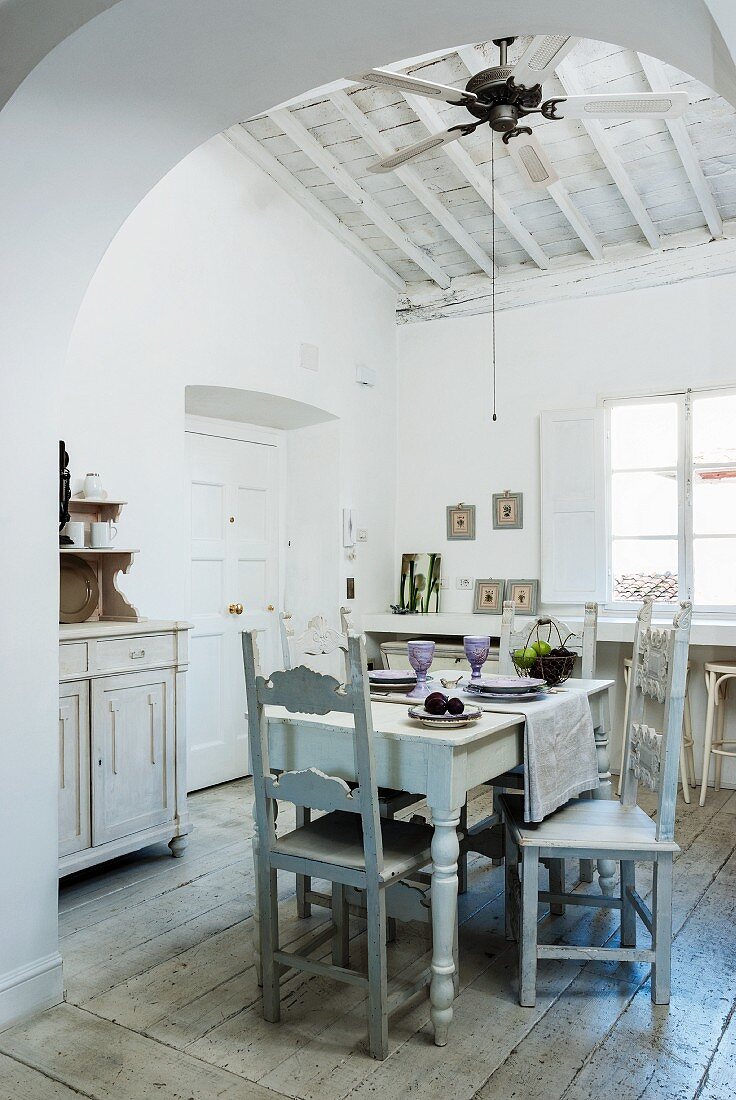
242, 628, 436, 1059
499, 598, 692, 1008
280, 609, 424, 922
700, 660, 736, 806
475, 601, 599, 889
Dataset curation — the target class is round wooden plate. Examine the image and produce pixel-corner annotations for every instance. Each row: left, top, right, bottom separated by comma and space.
60, 556, 99, 623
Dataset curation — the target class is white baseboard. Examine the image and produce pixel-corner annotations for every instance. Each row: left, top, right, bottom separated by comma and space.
0, 952, 63, 1032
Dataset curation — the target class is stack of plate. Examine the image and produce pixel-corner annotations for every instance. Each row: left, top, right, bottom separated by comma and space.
408, 703, 483, 729
368, 669, 423, 692
463, 675, 547, 702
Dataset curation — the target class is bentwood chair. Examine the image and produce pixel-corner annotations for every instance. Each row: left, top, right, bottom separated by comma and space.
499, 598, 691, 1007
242, 629, 435, 1059
279, 609, 424, 922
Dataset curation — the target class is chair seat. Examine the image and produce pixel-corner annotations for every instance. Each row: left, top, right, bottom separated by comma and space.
274, 811, 433, 879
704, 660, 736, 674
499, 793, 679, 854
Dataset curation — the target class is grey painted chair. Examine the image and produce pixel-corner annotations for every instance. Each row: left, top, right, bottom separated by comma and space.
242, 628, 435, 1060
280, 608, 424, 922
499, 598, 691, 1008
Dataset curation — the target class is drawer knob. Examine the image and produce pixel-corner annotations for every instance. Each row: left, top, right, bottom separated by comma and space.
130, 649, 146, 659
229, 603, 244, 615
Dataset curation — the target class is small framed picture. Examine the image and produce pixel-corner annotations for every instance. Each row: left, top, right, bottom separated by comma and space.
446, 503, 476, 540
505, 579, 539, 615
473, 578, 503, 614
493, 491, 523, 530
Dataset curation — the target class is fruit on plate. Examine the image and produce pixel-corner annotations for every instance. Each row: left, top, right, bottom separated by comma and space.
513, 646, 538, 670
447, 697, 464, 716
531, 640, 552, 657
424, 691, 448, 715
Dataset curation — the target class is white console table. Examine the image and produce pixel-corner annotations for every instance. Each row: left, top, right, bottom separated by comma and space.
58, 619, 191, 876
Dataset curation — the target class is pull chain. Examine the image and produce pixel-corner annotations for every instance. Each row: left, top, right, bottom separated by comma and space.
491, 131, 497, 422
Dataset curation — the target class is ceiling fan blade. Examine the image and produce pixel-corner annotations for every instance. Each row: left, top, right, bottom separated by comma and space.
511, 35, 577, 85
367, 127, 469, 173
507, 131, 559, 190
349, 67, 477, 106
549, 91, 689, 120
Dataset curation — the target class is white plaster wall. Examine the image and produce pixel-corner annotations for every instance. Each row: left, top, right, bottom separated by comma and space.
396, 274, 736, 785
62, 136, 398, 632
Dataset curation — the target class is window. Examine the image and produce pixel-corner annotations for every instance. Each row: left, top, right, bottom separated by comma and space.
605, 389, 736, 610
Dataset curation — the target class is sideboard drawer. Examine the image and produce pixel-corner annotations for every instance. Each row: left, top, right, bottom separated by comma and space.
60, 642, 88, 678
95, 633, 176, 672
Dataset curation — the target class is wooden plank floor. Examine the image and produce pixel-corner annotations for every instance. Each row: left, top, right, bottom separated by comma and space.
1, 780, 735, 1100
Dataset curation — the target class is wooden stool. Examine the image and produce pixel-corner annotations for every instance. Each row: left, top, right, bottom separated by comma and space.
700, 661, 736, 806
618, 657, 696, 802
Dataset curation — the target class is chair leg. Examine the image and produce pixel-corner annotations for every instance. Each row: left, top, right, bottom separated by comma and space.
258, 857, 281, 1022
679, 742, 691, 804
504, 832, 519, 942
251, 832, 262, 988
617, 663, 632, 797
519, 847, 539, 1008
458, 801, 468, 895
652, 852, 673, 1005
715, 682, 727, 791
296, 806, 311, 918
366, 884, 389, 1060
579, 859, 594, 884
620, 860, 636, 948
332, 882, 350, 968
700, 672, 717, 806
548, 858, 565, 916
684, 690, 696, 787
380, 803, 398, 944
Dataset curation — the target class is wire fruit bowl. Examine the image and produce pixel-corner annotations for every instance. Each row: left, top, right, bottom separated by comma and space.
510, 618, 578, 686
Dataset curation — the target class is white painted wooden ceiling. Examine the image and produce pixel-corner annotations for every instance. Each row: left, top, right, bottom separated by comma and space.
227, 37, 736, 320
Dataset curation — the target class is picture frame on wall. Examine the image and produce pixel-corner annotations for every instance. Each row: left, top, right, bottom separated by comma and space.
492, 490, 523, 530
504, 578, 539, 615
473, 578, 503, 614
446, 503, 476, 540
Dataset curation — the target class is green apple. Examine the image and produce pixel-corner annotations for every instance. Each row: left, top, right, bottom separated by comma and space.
532, 640, 552, 657
514, 646, 537, 669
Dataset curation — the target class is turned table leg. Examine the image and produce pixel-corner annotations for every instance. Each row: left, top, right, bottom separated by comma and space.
593, 689, 616, 896
428, 804, 461, 1047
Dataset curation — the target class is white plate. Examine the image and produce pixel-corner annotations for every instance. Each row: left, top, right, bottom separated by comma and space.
462, 676, 545, 694
464, 688, 547, 703
408, 703, 483, 729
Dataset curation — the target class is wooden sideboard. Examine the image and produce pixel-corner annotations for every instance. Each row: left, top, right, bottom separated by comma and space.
58, 619, 191, 876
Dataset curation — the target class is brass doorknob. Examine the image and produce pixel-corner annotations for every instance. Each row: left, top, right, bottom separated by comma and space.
267, 604, 275, 612
228, 603, 244, 615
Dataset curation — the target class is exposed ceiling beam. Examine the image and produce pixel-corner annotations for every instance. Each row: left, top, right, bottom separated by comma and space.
456, 44, 603, 262
638, 52, 723, 239
398, 221, 736, 322
268, 106, 451, 288
329, 89, 496, 278
400, 92, 551, 269
223, 127, 405, 293
555, 57, 662, 250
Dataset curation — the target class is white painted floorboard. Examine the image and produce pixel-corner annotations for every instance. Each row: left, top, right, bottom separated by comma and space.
1, 780, 734, 1099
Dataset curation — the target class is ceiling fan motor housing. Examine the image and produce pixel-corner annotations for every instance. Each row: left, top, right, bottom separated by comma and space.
464, 65, 543, 132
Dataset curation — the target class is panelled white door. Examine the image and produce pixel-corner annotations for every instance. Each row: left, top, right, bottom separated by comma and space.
186, 428, 280, 791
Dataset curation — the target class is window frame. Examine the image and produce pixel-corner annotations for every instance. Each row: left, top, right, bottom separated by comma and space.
603, 384, 736, 616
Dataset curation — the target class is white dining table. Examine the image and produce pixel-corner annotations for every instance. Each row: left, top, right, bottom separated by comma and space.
261, 675, 614, 1047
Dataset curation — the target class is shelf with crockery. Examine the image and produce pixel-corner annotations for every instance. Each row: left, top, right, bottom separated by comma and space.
60, 497, 140, 623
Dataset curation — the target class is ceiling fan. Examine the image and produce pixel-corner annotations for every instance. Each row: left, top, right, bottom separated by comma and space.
350, 35, 689, 188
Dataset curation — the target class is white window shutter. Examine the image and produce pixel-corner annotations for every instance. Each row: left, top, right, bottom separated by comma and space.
540, 408, 606, 604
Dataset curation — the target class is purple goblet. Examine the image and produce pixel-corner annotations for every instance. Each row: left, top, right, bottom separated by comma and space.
464, 635, 491, 681
406, 640, 435, 700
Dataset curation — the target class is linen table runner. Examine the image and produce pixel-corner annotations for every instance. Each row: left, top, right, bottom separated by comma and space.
514, 691, 598, 822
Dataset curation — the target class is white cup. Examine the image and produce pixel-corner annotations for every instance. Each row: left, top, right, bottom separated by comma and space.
90, 521, 118, 548
83, 473, 103, 499
62, 521, 85, 547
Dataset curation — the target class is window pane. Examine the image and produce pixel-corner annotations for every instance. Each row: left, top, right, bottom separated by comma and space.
693, 471, 736, 535
611, 471, 677, 536
610, 401, 678, 470
692, 393, 736, 465
694, 538, 736, 605
612, 539, 678, 602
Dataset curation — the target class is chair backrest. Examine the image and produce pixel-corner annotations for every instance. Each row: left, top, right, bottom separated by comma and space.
498, 601, 598, 679
620, 598, 692, 841
242, 627, 383, 876
279, 607, 353, 678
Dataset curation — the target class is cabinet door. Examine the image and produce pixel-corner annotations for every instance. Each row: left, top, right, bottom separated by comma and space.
59, 681, 91, 857
91, 669, 175, 845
